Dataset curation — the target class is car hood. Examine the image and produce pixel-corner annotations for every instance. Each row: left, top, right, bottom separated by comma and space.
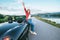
0, 22, 19, 37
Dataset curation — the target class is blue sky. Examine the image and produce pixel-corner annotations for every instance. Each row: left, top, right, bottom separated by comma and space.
0, 0, 60, 15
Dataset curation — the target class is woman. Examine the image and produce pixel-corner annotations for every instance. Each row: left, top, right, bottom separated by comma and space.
22, 2, 37, 35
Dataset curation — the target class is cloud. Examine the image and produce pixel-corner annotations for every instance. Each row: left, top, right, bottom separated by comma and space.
0, 0, 60, 15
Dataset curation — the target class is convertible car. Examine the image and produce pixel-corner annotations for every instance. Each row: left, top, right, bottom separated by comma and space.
0, 17, 30, 40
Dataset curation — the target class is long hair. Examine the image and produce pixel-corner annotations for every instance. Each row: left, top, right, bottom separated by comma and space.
27, 9, 30, 14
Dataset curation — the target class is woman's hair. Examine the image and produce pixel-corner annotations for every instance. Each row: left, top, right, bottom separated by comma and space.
27, 9, 30, 14
27, 9, 30, 11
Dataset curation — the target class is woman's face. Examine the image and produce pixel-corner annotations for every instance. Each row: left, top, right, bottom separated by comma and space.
27, 9, 30, 14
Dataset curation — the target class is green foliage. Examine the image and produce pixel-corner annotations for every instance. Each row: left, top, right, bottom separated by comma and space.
4, 16, 9, 22
0, 19, 4, 23
0, 14, 4, 19
0, 14, 26, 23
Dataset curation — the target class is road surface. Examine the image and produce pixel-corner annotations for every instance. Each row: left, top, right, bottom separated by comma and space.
29, 17, 60, 40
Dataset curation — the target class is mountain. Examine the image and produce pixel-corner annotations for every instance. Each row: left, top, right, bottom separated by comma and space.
34, 12, 60, 18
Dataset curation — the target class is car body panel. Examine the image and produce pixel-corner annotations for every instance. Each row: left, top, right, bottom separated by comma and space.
0, 22, 29, 40
0, 22, 19, 37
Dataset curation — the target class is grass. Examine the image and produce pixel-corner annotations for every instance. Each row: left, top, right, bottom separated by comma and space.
35, 16, 60, 28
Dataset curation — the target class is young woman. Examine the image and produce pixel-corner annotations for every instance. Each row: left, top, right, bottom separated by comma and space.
22, 2, 37, 35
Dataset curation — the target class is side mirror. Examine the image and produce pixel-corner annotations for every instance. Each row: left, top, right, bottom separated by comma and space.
16, 17, 23, 23
8, 16, 13, 23
8, 20, 13, 23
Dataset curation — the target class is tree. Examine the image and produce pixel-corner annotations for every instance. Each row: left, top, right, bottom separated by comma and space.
0, 14, 4, 19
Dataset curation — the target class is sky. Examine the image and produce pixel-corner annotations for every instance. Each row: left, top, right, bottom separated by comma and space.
0, 0, 60, 15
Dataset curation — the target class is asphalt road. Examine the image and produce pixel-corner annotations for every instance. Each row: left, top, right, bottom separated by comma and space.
29, 17, 60, 40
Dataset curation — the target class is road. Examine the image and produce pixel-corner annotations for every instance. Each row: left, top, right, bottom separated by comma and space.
29, 17, 60, 40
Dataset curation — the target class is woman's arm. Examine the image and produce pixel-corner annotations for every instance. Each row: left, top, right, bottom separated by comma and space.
22, 2, 27, 13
